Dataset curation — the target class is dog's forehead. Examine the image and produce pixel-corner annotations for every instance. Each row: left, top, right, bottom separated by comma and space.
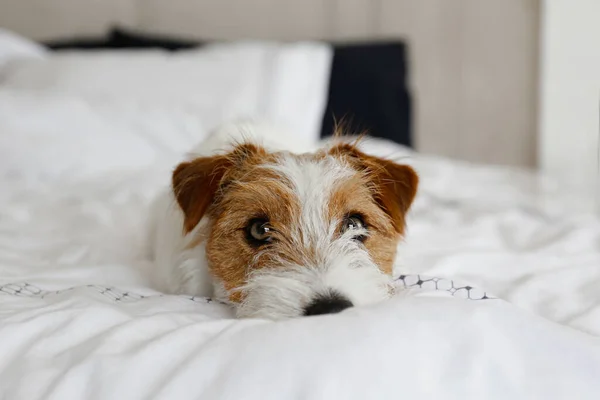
268, 151, 356, 194
230, 148, 356, 190
222, 149, 360, 226
264, 152, 360, 237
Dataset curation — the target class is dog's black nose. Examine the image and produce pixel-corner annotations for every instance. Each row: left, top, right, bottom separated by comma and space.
303, 293, 353, 316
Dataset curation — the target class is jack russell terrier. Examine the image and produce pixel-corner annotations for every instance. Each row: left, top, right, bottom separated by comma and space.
148, 121, 418, 319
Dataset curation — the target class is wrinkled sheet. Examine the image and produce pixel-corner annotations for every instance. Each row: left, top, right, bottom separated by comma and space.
394, 148, 600, 337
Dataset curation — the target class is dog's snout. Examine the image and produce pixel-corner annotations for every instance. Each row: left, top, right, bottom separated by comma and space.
303, 293, 353, 316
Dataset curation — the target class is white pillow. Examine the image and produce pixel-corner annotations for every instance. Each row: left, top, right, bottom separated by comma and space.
1, 41, 332, 143
0, 29, 47, 69
0, 90, 206, 185
0, 41, 332, 184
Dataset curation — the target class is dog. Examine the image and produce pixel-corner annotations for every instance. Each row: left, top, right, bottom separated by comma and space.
147, 121, 418, 319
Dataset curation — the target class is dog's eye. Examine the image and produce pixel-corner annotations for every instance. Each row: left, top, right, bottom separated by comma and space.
246, 219, 274, 245
342, 214, 367, 242
342, 215, 365, 231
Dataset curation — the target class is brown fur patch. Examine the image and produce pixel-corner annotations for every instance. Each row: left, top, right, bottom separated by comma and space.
172, 143, 269, 233
327, 174, 400, 274
329, 143, 419, 235
202, 151, 300, 302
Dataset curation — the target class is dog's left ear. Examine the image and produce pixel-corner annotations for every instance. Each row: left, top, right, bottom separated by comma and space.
330, 143, 419, 234
172, 143, 265, 233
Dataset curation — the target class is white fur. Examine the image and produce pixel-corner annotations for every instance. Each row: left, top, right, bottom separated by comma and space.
148, 121, 394, 319
236, 230, 391, 319
147, 190, 213, 297
266, 154, 354, 246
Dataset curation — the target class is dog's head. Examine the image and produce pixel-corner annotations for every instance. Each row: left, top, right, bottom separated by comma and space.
172, 140, 418, 319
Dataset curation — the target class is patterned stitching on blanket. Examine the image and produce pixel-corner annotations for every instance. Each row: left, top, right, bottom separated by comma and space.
0, 283, 212, 304
396, 275, 494, 300
0, 275, 495, 303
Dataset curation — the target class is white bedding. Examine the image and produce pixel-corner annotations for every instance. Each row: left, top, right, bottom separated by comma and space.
1, 36, 600, 399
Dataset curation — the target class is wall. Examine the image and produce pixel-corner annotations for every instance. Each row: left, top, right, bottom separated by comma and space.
539, 0, 600, 190
0, 0, 540, 167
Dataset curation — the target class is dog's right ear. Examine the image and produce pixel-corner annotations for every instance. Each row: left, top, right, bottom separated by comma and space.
172, 143, 265, 233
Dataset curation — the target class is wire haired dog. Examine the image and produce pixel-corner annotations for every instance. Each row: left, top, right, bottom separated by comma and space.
148, 122, 418, 319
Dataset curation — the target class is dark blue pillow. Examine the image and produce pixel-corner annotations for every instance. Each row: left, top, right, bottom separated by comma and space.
320, 42, 411, 147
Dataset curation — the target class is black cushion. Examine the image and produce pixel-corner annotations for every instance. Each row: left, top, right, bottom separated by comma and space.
109, 28, 201, 50
45, 28, 201, 50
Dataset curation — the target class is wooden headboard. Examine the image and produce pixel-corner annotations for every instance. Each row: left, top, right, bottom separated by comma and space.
0, 0, 540, 167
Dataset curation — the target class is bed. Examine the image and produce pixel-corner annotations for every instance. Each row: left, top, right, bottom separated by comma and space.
1, 29, 600, 399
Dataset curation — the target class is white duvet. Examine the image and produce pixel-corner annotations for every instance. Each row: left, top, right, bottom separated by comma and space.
1, 37, 600, 399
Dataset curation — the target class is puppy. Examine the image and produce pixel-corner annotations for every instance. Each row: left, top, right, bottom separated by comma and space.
148, 122, 418, 319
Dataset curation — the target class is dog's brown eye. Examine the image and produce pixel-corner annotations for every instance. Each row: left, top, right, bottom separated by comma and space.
246, 219, 274, 246
343, 215, 365, 231
342, 214, 367, 242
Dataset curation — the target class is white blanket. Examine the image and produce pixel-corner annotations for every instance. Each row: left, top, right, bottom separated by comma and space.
1, 38, 600, 399
396, 150, 600, 337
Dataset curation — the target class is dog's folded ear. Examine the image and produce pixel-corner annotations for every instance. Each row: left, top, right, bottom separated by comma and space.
172, 143, 265, 233
172, 155, 231, 233
330, 142, 419, 234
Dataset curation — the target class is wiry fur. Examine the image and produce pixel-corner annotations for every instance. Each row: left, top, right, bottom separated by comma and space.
148, 121, 418, 319
236, 230, 391, 319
